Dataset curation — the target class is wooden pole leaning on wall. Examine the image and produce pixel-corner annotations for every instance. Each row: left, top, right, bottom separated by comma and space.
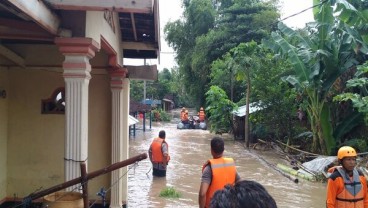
23, 153, 147, 205
80, 162, 88, 208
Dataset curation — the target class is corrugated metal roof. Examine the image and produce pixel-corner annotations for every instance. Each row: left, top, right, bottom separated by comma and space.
232, 102, 263, 117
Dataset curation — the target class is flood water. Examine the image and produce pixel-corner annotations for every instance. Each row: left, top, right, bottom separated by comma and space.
127, 109, 326, 208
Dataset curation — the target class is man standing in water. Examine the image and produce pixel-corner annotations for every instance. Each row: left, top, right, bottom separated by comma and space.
149, 130, 170, 177
326, 146, 368, 208
198, 137, 240, 208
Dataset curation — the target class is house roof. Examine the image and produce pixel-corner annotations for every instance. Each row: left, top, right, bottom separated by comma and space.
0, 0, 159, 59
232, 102, 263, 117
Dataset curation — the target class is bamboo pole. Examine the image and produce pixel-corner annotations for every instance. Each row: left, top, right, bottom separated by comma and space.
276, 163, 315, 181
275, 140, 320, 157
253, 151, 298, 183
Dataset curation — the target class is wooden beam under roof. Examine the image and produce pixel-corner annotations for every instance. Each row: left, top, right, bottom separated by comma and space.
126, 65, 157, 81
5, 0, 60, 35
121, 41, 158, 50
0, 44, 25, 67
130, 13, 137, 41
43, 0, 154, 14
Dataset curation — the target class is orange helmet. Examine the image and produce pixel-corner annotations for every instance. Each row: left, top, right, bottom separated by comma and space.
337, 146, 357, 160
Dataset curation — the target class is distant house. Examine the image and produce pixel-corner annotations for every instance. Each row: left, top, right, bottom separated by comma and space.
142, 99, 162, 108
162, 94, 175, 111
0, 0, 160, 207
232, 102, 264, 140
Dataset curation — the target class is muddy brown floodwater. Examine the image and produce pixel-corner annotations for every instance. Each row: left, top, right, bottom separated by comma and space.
127, 109, 326, 208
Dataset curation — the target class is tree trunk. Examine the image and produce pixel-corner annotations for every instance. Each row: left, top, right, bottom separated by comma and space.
230, 68, 234, 101
245, 75, 251, 148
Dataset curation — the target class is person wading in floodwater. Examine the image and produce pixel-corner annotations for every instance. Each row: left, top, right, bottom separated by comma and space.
198, 137, 240, 208
148, 130, 170, 177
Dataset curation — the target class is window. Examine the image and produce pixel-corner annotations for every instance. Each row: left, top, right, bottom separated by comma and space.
41, 87, 65, 114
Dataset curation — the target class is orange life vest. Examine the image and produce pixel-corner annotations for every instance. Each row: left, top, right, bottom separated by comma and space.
202, 157, 236, 208
182, 112, 188, 121
150, 137, 170, 163
328, 167, 366, 208
180, 111, 186, 121
198, 110, 205, 121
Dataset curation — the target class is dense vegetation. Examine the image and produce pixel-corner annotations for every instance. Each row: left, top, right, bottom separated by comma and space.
131, 0, 368, 155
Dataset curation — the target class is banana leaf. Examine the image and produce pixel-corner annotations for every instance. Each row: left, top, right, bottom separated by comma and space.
333, 112, 364, 141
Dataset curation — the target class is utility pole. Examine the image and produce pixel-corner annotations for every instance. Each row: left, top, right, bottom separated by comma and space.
143, 59, 147, 101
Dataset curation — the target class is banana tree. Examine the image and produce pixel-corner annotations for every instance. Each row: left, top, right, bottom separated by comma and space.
263, 1, 364, 154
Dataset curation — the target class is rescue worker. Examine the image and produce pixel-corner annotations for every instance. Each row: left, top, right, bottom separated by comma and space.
148, 130, 170, 177
182, 109, 189, 124
326, 146, 368, 208
180, 107, 186, 121
180, 107, 189, 124
198, 137, 240, 208
198, 107, 206, 122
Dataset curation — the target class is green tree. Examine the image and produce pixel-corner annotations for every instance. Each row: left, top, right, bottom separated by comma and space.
250, 49, 300, 144
210, 53, 245, 102
229, 41, 259, 147
165, 0, 279, 108
165, 0, 216, 107
205, 85, 236, 134
130, 80, 144, 102
130, 69, 176, 102
264, 0, 367, 154
334, 62, 368, 123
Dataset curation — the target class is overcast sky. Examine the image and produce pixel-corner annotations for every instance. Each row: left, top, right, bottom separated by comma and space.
124, 0, 314, 70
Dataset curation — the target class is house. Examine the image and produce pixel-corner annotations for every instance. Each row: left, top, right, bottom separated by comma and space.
162, 94, 175, 111
0, 0, 159, 207
232, 102, 263, 140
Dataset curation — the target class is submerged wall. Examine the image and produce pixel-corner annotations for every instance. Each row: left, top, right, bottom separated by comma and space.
7, 67, 65, 197
0, 66, 9, 200
5, 66, 113, 200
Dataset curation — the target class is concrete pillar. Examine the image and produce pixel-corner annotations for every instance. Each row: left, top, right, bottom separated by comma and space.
109, 68, 129, 207
121, 77, 130, 204
55, 37, 99, 190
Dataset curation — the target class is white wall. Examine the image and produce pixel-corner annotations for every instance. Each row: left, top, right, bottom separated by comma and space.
85, 11, 123, 65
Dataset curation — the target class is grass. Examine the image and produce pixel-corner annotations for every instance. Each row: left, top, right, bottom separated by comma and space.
159, 186, 181, 198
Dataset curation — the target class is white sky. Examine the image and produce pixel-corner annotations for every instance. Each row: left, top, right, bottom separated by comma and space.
124, 0, 314, 71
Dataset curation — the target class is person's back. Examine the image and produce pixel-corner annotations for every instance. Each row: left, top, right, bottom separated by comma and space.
198, 137, 240, 208
149, 130, 170, 177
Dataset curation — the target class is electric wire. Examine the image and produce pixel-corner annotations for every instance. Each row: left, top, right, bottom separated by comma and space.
88, 162, 139, 208
198, 0, 329, 51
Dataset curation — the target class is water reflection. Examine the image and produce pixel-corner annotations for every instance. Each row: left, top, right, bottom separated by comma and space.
128, 110, 326, 208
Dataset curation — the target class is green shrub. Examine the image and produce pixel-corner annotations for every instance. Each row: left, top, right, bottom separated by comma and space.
159, 186, 181, 198
151, 109, 172, 122
342, 138, 368, 153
